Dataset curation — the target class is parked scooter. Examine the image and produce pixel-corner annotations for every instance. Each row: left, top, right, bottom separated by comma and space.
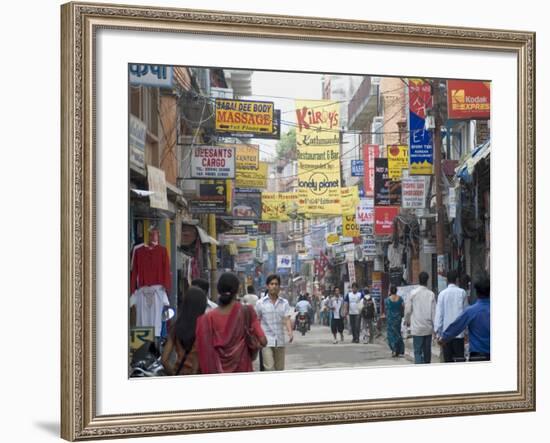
129, 307, 175, 377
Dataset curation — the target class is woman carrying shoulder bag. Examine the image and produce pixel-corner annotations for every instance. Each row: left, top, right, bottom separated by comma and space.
196, 273, 267, 374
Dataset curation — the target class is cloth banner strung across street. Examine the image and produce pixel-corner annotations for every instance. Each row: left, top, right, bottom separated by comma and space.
295, 99, 342, 214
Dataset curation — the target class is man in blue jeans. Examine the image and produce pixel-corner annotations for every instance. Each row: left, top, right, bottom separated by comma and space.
404, 272, 436, 363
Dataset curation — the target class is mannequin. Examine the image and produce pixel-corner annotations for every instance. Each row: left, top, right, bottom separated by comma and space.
130, 227, 171, 336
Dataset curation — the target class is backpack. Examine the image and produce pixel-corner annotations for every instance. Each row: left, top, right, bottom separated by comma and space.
362, 301, 375, 319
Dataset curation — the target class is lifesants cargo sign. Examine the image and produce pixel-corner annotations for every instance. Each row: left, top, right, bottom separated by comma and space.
190, 146, 235, 178
215, 99, 274, 136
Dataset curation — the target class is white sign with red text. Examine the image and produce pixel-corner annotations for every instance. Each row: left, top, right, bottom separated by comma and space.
190, 146, 235, 178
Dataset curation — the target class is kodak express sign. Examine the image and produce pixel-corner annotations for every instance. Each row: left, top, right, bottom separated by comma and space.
447, 80, 491, 119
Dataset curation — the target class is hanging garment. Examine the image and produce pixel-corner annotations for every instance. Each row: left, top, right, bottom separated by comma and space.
130, 244, 171, 293
130, 285, 170, 336
387, 243, 404, 269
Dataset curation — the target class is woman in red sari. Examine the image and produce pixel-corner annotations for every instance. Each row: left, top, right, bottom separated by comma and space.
196, 273, 266, 374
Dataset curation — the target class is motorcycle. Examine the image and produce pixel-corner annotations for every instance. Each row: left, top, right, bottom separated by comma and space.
296, 312, 309, 336
129, 307, 175, 378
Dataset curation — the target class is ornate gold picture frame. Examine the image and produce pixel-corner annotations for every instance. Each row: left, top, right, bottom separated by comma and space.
61, 1, 535, 440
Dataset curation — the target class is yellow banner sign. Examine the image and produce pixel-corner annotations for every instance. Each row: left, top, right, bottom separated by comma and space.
342, 214, 360, 237
387, 145, 409, 180
295, 100, 342, 215
236, 161, 268, 189
261, 192, 298, 221
340, 186, 360, 215
215, 99, 274, 134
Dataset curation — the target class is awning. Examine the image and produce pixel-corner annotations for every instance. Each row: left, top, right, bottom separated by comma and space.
181, 221, 219, 246
196, 225, 219, 246
456, 140, 490, 183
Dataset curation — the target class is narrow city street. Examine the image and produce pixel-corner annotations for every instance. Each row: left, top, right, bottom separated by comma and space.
285, 323, 412, 370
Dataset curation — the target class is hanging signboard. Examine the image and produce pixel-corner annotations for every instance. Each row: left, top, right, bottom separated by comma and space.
232, 189, 261, 220
362, 236, 377, 256
402, 176, 428, 208
447, 80, 491, 120
129, 64, 173, 88
387, 145, 409, 180
235, 144, 260, 170
129, 115, 146, 168
215, 98, 274, 135
258, 222, 272, 234
236, 162, 268, 189
340, 186, 360, 215
374, 158, 390, 206
356, 198, 374, 226
190, 145, 235, 179
189, 183, 227, 214
363, 144, 380, 197
146, 165, 168, 210
295, 99, 342, 215
408, 79, 433, 175
351, 160, 364, 177
389, 180, 402, 206
277, 255, 292, 268
326, 232, 340, 245
261, 191, 298, 221
342, 214, 360, 237
374, 206, 399, 235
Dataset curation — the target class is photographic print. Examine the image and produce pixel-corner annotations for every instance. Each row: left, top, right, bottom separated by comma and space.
128, 66, 492, 376
61, 2, 534, 440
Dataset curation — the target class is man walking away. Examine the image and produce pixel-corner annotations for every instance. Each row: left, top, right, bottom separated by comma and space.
344, 283, 363, 343
434, 270, 469, 362
405, 272, 436, 364
255, 274, 294, 371
439, 272, 490, 361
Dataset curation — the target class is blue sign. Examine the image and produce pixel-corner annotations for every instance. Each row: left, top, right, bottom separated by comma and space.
129, 64, 174, 89
409, 112, 433, 174
351, 160, 364, 177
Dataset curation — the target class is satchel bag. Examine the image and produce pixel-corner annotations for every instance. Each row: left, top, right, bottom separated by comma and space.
242, 304, 262, 361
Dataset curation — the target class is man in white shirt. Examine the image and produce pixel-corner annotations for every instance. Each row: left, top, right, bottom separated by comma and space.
294, 294, 313, 330
405, 272, 436, 364
344, 283, 364, 343
328, 287, 345, 344
255, 274, 294, 371
434, 270, 469, 362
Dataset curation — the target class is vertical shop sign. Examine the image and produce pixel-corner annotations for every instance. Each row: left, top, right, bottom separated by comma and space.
401, 176, 428, 208
374, 158, 390, 206
408, 79, 433, 175
387, 145, 409, 180
363, 144, 380, 197
147, 165, 168, 210
295, 99, 341, 214
129, 115, 146, 168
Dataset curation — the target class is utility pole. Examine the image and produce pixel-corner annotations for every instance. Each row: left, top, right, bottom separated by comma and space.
431, 80, 447, 285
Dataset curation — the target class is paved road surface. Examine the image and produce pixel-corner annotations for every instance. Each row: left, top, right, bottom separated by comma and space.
284, 323, 413, 371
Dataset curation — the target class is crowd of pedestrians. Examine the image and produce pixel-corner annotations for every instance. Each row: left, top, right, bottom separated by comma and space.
157, 268, 490, 377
